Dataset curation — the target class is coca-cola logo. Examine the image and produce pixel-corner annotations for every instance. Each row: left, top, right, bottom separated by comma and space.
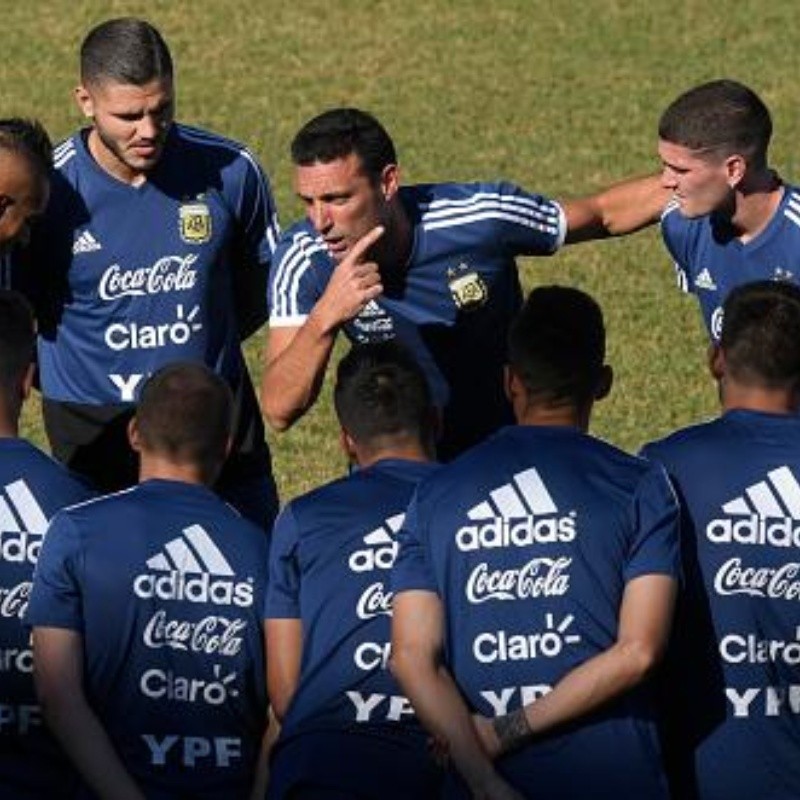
0, 581, 31, 618
142, 610, 246, 656
714, 558, 800, 600
465, 557, 571, 604
355, 581, 393, 620
98, 255, 198, 301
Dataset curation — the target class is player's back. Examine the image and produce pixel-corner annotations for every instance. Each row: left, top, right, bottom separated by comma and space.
0, 438, 94, 799
643, 409, 800, 800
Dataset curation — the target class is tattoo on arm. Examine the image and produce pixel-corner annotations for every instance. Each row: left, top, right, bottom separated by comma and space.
492, 707, 532, 753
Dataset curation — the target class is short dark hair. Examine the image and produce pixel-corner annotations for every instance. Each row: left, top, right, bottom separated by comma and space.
80, 18, 173, 86
658, 80, 772, 168
508, 285, 606, 406
0, 118, 52, 178
721, 281, 800, 389
0, 290, 35, 391
135, 363, 232, 465
291, 108, 396, 181
334, 341, 432, 446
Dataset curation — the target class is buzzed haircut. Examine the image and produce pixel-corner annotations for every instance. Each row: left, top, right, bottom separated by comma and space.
508, 285, 605, 406
0, 290, 35, 390
658, 79, 772, 168
80, 17, 173, 87
334, 341, 433, 446
135, 363, 232, 465
0, 118, 52, 178
291, 108, 397, 182
721, 281, 800, 389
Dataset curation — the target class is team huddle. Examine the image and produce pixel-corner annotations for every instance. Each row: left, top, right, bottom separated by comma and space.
0, 14, 798, 800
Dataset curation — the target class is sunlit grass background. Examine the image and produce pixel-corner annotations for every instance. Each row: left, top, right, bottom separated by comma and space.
3, 0, 797, 502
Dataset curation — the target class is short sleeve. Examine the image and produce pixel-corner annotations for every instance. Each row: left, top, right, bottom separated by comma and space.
660, 203, 692, 294
391, 491, 438, 594
624, 464, 682, 583
268, 228, 331, 327
492, 181, 566, 256
264, 504, 302, 619
25, 512, 84, 631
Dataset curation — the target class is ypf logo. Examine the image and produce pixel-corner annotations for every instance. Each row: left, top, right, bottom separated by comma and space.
348, 513, 404, 573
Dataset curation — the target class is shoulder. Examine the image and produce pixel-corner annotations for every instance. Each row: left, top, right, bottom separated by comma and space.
641, 418, 722, 467
272, 220, 328, 266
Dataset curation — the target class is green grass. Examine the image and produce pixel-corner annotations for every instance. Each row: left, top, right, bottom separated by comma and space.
3, 0, 796, 501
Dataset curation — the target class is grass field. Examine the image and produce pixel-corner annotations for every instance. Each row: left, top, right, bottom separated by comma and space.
2, 1, 798, 502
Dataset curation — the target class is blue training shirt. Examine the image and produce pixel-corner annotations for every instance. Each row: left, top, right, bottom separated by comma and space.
393, 425, 680, 800
26, 480, 269, 799
0, 438, 94, 799
24, 123, 280, 405
642, 409, 800, 800
265, 458, 442, 799
661, 186, 800, 339
269, 182, 565, 459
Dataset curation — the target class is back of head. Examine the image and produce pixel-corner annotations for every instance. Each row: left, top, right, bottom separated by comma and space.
508, 285, 606, 407
0, 290, 34, 395
658, 79, 771, 168
721, 281, 800, 390
0, 118, 52, 178
334, 341, 433, 450
291, 108, 396, 182
135, 362, 232, 467
80, 17, 173, 87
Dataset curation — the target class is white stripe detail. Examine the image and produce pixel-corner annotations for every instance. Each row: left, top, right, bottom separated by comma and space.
514, 468, 558, 515
422, 209, 560, 235
164, 538, 204, 573
746, 481, 784, 518
0, 497, 20, 532
784, 207, 800, 229
466, 468, 558, 520
269, 314, 309, 328
768, 467, 800, 519
386, 513, 405, 533
490, 484, 529, 517
421, 191, 558, 216
468, 501, 495, 521
271, 233, 327, 319
54, 148, 76, 170
183, 524, 234, 576
421, 195, 559, 224
722, 497, 750, 515
6, 480, 48, 533
364, 528, 393, 545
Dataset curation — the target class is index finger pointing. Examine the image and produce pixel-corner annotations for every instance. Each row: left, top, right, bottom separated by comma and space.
347, 225, 385, 263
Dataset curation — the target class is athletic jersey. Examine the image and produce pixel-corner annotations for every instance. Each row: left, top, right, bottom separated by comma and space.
642, 410, 800, 800
266, 458, 442, 799
661, 186, 800, 339
25, 480, 268, 799
0, 438, 94, 799
393, 425, 680, 800
22, 123, 279, 405
269, 182, 566, 460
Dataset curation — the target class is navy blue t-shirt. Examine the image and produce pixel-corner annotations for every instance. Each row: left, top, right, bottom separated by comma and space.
642, 410, 800, 800
26, 480, 268, 799
269, 182, 565, 459
265, 458, 442, 799
0, 438, 94, 799
393, 426, 680, 800
661, 187, 800, 339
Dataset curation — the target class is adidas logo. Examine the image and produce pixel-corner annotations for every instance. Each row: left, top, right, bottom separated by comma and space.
456, 468, 576, 552
0, 480, 48, 564
349, 513, 404, 573
707, 466, 800, 548
133, 524, 253, 607
72, 230, 102, 254
694, 268, 717, 291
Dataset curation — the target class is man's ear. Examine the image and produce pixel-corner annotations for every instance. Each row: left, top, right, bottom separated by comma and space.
380, 163, 400, 202
128, 416, 142, 453
594, 364, 613, 401
725, 154, 747, 189
74, 85, 94, 119
708, 343, 725, 381
20, 362, 35, 401
338, 427, 358, 463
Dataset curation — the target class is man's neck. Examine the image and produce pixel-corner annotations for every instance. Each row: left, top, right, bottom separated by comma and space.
355, 441, 431, 470
730, 169, 783, 242
86, 129, 146, 186
138, 455, 214, 487
378, 196, 413, 274
722, 382, 798, 415
516, 402, 590, 432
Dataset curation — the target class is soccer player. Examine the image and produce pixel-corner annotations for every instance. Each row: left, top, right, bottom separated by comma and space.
263, 107, 667, 460
265, 341, 442, 799
15, 18, 280, 529
27, 363, 269, 800
0, 290, 94, 799
0, 119, 51, 272
391, 286, 680, 800
641, 281, 800, 800
659, 79, 797, 340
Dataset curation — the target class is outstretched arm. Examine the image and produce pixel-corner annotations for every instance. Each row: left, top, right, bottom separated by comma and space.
562, 173, 672, 244
260, 226, 384, 431
33, 627, 146, 800
473, 573, 677, 756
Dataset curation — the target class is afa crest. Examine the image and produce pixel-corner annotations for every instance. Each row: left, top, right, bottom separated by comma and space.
179, 200, 212, 244
448, 263, 488, 311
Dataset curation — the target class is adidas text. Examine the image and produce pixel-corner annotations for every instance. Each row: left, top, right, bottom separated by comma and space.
707, 515, 800, 548
133, 571, 254, 607
0, 531, 41, 564
457, 514, 576, 552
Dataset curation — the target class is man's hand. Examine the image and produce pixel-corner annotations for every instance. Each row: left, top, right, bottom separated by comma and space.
313, 225, 384, 334
472, 709, 531, 759
469, 771, 526, 800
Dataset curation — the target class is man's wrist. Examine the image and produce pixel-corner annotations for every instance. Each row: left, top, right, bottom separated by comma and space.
492, 707, 532, 754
